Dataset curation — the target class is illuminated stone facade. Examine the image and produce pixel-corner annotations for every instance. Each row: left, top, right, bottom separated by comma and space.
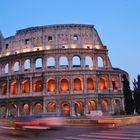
0, 24, 127, 117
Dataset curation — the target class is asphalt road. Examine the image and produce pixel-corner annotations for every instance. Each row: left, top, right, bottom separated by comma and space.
0, 124, 140, 140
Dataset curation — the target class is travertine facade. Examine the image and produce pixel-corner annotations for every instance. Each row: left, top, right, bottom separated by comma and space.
0, 24, 127, 117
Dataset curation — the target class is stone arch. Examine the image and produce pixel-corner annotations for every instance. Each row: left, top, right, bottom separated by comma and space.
1, 82, 7, 95
97, 54, 107, 67
60, 78, 69, 91
22, 58, 30, 70
61, 101, 70, 116
85, 55, 94, 67
10, 80, 18, 94
2, 63, 9, 73
87, 77, 96, 90
47, 56, 55, 67
33, 79, 43, 92
21, 80, 30, 93
111, 76, 119, 90
59, 56, 68, 66
22, 103, 30, 115
0, 104, 7, 117
101, 99, 108, 112
100, 76, 108, 90
35, 58, 43, 68
47, 102, 56, 112
113, 99, 121, 114
72, 55, 81, 67
46, 78, 55, 92
74, 101, 83, 115
74, 78, 82, 91
88, 100, 96, 111
12, 60, 20, 72
34, 102, 43, 114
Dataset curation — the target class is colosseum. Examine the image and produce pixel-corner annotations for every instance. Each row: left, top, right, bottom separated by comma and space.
0, 24, 127, 117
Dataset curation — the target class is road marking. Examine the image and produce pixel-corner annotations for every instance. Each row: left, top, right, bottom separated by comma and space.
0, 136, 16, 140
78, 134, 135, 140
65, 136, 94, 140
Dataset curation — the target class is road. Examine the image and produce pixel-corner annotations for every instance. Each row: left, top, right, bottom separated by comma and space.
0, 124, 140, 140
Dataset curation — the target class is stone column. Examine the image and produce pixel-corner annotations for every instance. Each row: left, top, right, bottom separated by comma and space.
83, 75, 87, 93
70, 102, 75, 116
108, 75, 113, 91
70, 76, 73, 94
43, 98, 46, 112
56, 76, 59, 94
55, 55, 59, 70
30, 58, 34, 72
30, 76, 33, 94
96, 76, 100, 92
68, 55, 72, 70
84, 99, 88, 115
81, 55, 85, 69
7, 78, 10, 96
94, 54, 98, 69
30, 102, 33, 115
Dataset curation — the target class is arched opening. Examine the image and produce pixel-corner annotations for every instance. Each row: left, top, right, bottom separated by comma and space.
113, 99, 121, 114
3, 63, 9, 73
47, 79, 55, 92
59, 56, 68, 66
87, 78, 96, 90
101, 100, 108, 112
111, 76, 119, 90
10, 80, 18, 94
75, 101, 83, 115
100, 76, 108, 90
35, 58, 42, 69
12, 61, 20, 72
1, 83, 7, 95
33, 79, 42, 92
85, 56, 93, 67
34, 102, 42, 114
23, 103, 30, 115
47, 102, 56, 112
23, 59, 30, 70
61, 102, 70, 116
21, 80, 30, 93
88, 100, 96, 111
60, 78, 69, 91
72, 56, 81, 67
74, 78, 82, 91
47, 57, 55, 68
0, 105, 7, 117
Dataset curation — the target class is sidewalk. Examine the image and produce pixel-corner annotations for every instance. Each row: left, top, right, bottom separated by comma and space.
66, 115, 140, 128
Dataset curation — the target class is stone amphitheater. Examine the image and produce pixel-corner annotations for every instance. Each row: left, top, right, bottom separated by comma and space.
0, 24, 127, 117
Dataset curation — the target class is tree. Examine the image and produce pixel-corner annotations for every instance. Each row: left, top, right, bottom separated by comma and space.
123, 74, 134, 115
133, 75, 140, 114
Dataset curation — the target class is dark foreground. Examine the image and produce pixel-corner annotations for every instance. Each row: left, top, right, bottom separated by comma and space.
0, 123, 140, 140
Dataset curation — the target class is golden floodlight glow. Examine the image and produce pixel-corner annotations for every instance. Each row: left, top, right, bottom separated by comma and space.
46, 46, 51, 50
5, 52, 10, 56
23, 48, 31, 53
95, 45, 101, 49
71, 44, 76, 48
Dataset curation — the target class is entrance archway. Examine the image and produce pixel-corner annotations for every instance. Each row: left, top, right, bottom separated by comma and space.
74, 101, 83, 115
88, 100, 96, 111
101, 100, 108, 112
61, 102, 70, 116
47, 102, 56, 112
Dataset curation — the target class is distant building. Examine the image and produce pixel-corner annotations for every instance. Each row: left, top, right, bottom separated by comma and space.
0, 24, 127, 117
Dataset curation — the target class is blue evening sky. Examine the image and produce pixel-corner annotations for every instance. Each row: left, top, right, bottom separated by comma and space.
0, 0, 139, 88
